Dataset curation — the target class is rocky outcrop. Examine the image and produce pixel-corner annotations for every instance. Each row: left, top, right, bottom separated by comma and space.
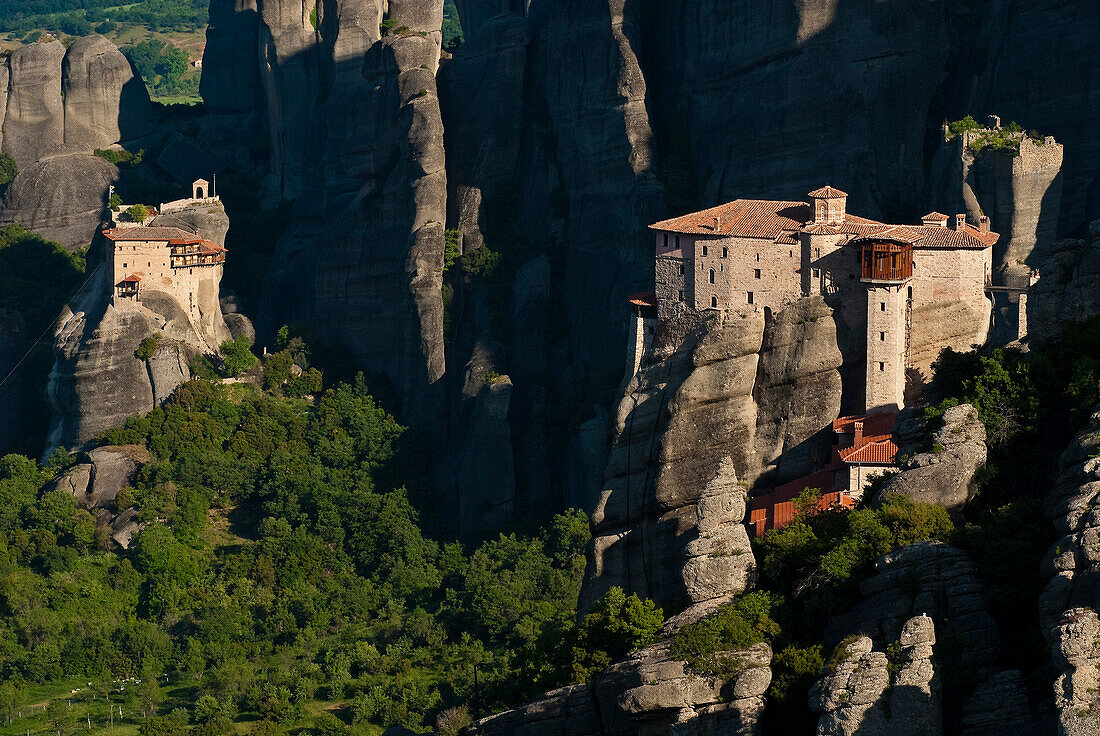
468, 609, 771, 736
824, 542, 999, 668
1039, 404, 1100, 734
62, 35, 153, 151
925, 122, 1063, 274
582, 297, 842, 612
47, 222, 231, 450
0, 155, 118, 250
0, 35, 154, 250
874, 403, 986, 510
2, 40, 66, 168
1027, 223, 1100, 346
811, 616, 939, 736
48, 444, 149, 509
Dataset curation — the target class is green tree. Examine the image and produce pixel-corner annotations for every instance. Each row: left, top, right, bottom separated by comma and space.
571, 587, 664, 680
220, 335, 258, 377
0, 154, 17, 187
126, 203, 150, 223
156, 45, 189, 81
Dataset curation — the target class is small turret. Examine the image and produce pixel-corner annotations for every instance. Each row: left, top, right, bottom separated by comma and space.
807, 185, 847, 225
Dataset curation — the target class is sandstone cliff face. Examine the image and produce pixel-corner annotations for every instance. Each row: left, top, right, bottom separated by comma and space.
582, 297, 841, 613
0, 155, 118, 249
253, 0, 447, 429
468, 608, 771, 736
62, 35, 154, 151
1027, 223, 1100, 346
2, 40, 66, 168
1039, 404, 1100, 734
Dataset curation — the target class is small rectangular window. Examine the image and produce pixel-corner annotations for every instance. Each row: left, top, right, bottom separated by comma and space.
879, 332, 885, 341
722, 247, 728, 258
747, 292, 754, 304
812, 268, 820, 278
664, 233, 669, 248
754, 269, 761, 279
815, 248, 821, 258
123, 262, 127, 268
755, 253, 760, 262
702, 245, 709, 256
880, 302, 886, 311
678, 290, 684, 300
879, 362, 885, 371
675, 235, 681, 248
678, 264, 684, 275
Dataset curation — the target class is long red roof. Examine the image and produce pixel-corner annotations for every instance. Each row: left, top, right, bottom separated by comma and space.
105, 226, 201, 243
649, 194, 998, 249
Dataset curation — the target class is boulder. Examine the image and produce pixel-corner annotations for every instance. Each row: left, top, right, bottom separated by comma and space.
874, 403, 986, 510
61, 35, 153, 150
48, 444, 149, 509
0, 154, 118, 250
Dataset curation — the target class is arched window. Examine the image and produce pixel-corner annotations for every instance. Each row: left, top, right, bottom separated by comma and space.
711, 296, 718, 308
709, 269, 715, 284
702, 245, 708, 256
723, 247, 729, 258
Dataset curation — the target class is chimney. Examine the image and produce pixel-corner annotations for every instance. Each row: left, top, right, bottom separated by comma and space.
952, 213, 966, 231
853, 420, 864, 446
979, 215, 990, 233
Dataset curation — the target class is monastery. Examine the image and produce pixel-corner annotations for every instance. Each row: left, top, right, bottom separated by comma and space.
104, 179, 227, 321
631, 186, 1002, 533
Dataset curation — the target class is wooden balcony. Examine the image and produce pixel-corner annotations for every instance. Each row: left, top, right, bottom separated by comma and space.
861, 241, 913, 282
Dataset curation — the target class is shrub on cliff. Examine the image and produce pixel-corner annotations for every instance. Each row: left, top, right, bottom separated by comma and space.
569, 587, 664, 680
126, 203, 150, 223
0, 153, 17, 187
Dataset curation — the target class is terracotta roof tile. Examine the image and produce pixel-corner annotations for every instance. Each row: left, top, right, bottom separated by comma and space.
833, 412, 897, 437
911, 223, 998, 249
105, 226, 200, 242
629, 290, 657, 307
802, 223, 840, 235
118, 274, 142, 283
839, 439, 899, 464
921, 212, 949, 222
807, 185, 848, 199
774, 231, 800, 245
649, 199, 809, 237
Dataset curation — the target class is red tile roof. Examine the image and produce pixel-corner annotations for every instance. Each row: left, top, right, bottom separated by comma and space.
921, 212, 949, 222
649, 198, 997, 249
649, 199, 810, 238
628, 290, 657, 308
749, 488, 855, 538
105, 226, 201, 242
839, 439, 899, 464
198, 240, 226, 255
118, 274, 141, 283
833, 412, 896, 437
807, 185, 848, 199
802, 223, 840, 235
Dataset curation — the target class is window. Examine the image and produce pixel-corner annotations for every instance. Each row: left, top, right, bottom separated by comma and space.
755, 253, 760, 262
675, 235, 681, 249
702, 245, 708, 256
812, 268, 820, 278
678, 290, 684, 300
711, 296, 718, 308
709, 269, 715, 284
754, 269, 761, 279
880, 332, 885, 341
815, 247, 820, 258
747, 292, 754, 304
664, 233, 669, 248
722, 247, 728, 258
147, 262, 151, 267
879, 362, 885, 371
789, 250, 793, 258
678, 264, 684, 275
880, 302, 886, 311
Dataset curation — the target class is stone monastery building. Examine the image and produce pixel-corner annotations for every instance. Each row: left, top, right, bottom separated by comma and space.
644, 186, 999, 413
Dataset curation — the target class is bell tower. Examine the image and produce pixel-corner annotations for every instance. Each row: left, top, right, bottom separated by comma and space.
807, 185, 847, 225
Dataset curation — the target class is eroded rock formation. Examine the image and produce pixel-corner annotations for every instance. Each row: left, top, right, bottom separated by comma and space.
468, 609, 771, 736
811, 616, 939, 736
874, 403, 986, 511
582, 296, 841, 612
0, 35, 152, 250
1027, 222, 1100, 346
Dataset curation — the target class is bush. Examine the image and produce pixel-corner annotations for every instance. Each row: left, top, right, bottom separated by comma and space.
136, 334, 162, 361
671, 591, 781, 677
461, 245, 500, 278
126, 203, 150, 223
109, 193, 124, 211
220, 335, 258, 377
570, 587, 664, 680
0, 153, 17, 187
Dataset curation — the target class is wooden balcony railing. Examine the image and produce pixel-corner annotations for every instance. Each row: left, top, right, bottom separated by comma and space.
861, 241, 913, 282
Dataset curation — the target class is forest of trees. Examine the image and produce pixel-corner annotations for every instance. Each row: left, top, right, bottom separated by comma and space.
0, 324, 665, 735
0, 0, 207, 36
